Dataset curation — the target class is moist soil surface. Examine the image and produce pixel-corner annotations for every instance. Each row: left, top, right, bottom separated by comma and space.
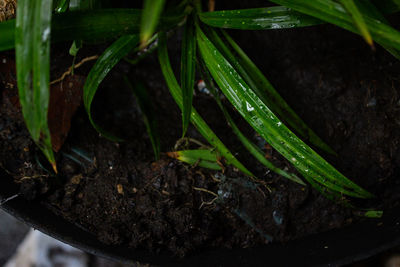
1, 3, 400, 260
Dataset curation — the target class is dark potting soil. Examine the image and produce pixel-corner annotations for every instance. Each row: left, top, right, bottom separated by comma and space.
1, 7, 400, 259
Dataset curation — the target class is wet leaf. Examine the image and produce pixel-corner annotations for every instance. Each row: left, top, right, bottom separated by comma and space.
124, 77, 161, 161
158, 32, 253, 176
180, 14, 196, 137
199, 60, 305, 185
196, 25, 373, 198
16, 0, 56, 171
199, 1, 400, 60
83, 34, 139, 141
269, 0, 400, 51
0, 8, 184, 51
205, 27, 335, 154
199, 1, 400, 31
199, 6, 322, 30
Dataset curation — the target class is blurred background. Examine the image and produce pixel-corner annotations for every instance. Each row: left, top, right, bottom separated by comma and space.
0, 210, 130, 267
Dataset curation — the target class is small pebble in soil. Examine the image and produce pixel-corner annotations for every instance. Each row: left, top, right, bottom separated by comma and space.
272, 210, 284, 226
117, 184, 124, 195
217, 189, 231, 200
366, 97, 377, 107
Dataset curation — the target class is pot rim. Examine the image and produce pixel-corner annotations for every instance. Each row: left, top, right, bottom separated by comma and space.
1, 170, 399, 266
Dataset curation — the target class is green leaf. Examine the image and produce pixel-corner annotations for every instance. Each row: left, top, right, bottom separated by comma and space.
140, 0, 166, 46
0, 8, 184, 51
16, 0, 56, 172
157, 32, 253, 177
180, 14, 196, 137
83, 34, 139, 141
199, 0, 400, 31
0, 19, 14, 51
199, 1, 400, 59
199, 6, 322, 30
198, 60, 305, 186
69, 40, 82, 57
196, 25, 373, 198
356, 0, 400, 60
124, 77, 161, 161
69, 0, 100, 10
363, 210, 383, 218
339, 0, 373, 46
54, 0, 70, 13
167, 149, 222, 170
268, 0, 400, 51
203, 27, 335, 154
124, 33, 159, 65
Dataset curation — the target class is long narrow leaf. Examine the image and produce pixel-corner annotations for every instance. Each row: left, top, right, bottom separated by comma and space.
356, 0, 400, 60
180, 14, 196, 137
268, 0, 400, 51
199, 6, 322, 30
203, 27, 335, 154
83, 35, 139, 141
196, 25, 373, 198
199, 1, 400, 31
199, 60, 305, 185
157, 32, 253, 177
339, 0, 373, 46
124, 78, 161, 161
199, 1, 400, 58
167, 149, 222, 170
140, 0, 166, 45
16, 0, 56, 171
0, 8, 184, 51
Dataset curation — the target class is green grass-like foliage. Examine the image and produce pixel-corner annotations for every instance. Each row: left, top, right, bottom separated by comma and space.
198, 58, 305, 186
4, 0, 400, 213
196, 25, 372, 199
15, 0, 56, 172
158, 32, 253, 177
339, 0, 373, 46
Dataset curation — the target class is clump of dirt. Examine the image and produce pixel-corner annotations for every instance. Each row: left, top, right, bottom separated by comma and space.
1, 8, 400, 259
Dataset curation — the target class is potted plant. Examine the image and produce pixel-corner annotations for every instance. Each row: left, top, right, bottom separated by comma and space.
1, 0, 400, 265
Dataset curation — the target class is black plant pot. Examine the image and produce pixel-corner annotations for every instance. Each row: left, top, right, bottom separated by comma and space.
1, 169, 399, 267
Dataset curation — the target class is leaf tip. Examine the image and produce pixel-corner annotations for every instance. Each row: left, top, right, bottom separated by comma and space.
51, 161, 58, 174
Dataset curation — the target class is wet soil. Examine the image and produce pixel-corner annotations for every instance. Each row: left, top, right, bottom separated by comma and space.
1, 5, 400, 260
